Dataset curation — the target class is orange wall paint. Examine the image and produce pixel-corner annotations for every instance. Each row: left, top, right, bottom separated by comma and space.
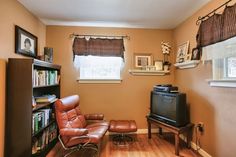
0, 0, 46, 60
0, 0, 46, 156
0, 60, 6, 157
173, 0, 236, 156
46, 26, 174, 128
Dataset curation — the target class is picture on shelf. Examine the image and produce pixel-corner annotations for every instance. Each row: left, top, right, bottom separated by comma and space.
176, 41, 189, 63
44, 47, 53, 63
154, 60, 163, 71
134, 53, 152, 68
191, 48, 201, 60
15, 25, 38, 58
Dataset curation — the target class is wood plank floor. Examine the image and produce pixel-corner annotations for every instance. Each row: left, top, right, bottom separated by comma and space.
47, 133, 201, 157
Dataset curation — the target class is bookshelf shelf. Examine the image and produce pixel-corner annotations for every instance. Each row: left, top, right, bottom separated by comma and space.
33, 99, 57, 111
33, 84, 60, 89
6, 58, 61, 157
32, 120, 55, 137
32, 138, 57, 157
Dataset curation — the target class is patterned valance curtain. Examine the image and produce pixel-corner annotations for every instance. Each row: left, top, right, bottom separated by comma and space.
73, 37, 125, 59
197, 3, 236, 48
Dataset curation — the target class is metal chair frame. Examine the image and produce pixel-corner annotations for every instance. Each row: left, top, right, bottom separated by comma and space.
58, 135, 99, 157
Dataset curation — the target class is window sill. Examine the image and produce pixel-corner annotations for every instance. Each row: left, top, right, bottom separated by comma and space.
207, 79, 236, 87
77, 79, 122, 84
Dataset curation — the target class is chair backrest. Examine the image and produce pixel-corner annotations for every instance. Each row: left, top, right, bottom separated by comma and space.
55, 95, 87, 130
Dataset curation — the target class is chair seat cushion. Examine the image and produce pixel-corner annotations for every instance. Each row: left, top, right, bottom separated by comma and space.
64, 125, 108, 147
109, 120, 137, 133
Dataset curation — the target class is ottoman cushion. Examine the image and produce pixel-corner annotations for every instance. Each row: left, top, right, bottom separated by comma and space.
109, 120, 137, 133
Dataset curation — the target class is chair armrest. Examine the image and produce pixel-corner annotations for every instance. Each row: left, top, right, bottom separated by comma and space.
85, 113, 104, 120
60, 128, 88, 137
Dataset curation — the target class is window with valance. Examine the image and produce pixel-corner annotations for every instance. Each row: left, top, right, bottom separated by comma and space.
73, 37, 125, 82
196, 3, 236, 86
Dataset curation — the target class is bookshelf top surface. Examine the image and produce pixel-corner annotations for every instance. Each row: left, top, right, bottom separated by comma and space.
33, 59, 61, 69
8, 58, 61, 70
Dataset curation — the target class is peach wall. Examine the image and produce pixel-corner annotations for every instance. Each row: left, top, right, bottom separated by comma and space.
0, 60, 6, 157
46, 26, 174, 128
173, 0, 236, 156
0, 0, 46, 156
0, 0, 46, 60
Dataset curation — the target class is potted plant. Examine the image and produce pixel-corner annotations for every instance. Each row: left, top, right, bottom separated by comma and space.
161, 42, 171, 71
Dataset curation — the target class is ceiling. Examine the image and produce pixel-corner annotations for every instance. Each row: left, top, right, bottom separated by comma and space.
18, 0, 210, 29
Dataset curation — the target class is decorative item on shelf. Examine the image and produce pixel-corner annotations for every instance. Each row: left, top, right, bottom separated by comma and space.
133, 53, 152, 68
44, 47, 53, 63
161, 42, 171, 71
15, 25, 38, 58
154, 60, 163, 71
191, 47, 201, 60
176, 41, 189, 63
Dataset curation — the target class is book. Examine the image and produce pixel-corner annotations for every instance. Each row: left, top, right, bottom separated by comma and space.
35, 94, 56, 103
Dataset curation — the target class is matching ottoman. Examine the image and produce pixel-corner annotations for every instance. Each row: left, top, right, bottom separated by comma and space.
109, 120, 137, 145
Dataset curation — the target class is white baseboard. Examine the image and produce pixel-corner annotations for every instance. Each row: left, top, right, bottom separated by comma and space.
179, 134, 212, 157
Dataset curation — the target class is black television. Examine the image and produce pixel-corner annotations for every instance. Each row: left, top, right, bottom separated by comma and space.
150, 91, 189, 127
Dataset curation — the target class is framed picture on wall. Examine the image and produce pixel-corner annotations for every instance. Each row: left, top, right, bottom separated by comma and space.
176, 41, 189, 63
134, 53, 152, 68
15, 25, 38, 58
191, 48, 201, 60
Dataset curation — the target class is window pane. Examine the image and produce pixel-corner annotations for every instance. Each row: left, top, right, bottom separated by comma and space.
227, 57, 236, 78
74, 55, 123, 79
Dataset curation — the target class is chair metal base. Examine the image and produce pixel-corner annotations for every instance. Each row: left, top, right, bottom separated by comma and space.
112, 134, 134, 146
58, 135, 99, 157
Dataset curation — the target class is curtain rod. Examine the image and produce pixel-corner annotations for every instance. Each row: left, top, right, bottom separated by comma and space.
70, 33, 130, 40
196, 0, 232, 25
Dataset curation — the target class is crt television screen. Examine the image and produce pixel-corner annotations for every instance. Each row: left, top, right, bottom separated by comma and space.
151, 93, 176, 121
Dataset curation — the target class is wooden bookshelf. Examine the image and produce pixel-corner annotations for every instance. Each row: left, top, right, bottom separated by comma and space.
6, 58, 61, 157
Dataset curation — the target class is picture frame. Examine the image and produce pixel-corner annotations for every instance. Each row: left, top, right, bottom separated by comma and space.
44, 47, 53, 63
134, 53, 152, 68
176, 41, 189, 63
15, 25, 38, 58
154, 60, 163, 71
191, 48, 201, 60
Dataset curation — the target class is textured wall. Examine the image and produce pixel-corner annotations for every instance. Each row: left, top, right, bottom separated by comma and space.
46, 26, 174, 128
0, 60, 6, 157
173, 0, 236, 156
0, 0, 46, 156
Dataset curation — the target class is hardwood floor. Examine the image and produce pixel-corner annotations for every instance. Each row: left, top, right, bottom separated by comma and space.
47, 133, 201, 157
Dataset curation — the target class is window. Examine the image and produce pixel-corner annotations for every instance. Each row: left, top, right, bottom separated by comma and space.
202, 36, 236, 87
74, 55, 124, 83
72, 37, 125, 83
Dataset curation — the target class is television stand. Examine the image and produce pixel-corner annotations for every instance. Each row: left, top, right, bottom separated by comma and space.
146, 116, 194, 156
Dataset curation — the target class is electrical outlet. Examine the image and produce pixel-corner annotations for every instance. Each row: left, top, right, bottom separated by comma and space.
197, 122, 204, 133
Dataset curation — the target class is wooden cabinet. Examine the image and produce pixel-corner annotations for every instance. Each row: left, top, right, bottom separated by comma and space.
6, 58, 61, 157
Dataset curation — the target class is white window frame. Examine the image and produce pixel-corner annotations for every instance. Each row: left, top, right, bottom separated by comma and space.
74, 55, 124, 84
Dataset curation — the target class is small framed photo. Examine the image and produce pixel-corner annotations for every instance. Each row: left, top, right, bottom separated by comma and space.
15, 25, 38, 58
176, 41, 189, 63
154, 60, 163, 71
191, 48, 201, 60
44, 47, 53, 63
134, 53, 152, 68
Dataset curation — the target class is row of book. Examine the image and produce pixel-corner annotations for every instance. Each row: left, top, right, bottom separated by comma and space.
32, 108, 53, 134
34, 94, 57, 104
33, 70, 60, 87
32, 123, 57, 154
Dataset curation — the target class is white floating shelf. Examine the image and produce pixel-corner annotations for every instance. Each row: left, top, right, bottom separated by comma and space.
129, 69, 170, 76
174, 60, 200, 69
